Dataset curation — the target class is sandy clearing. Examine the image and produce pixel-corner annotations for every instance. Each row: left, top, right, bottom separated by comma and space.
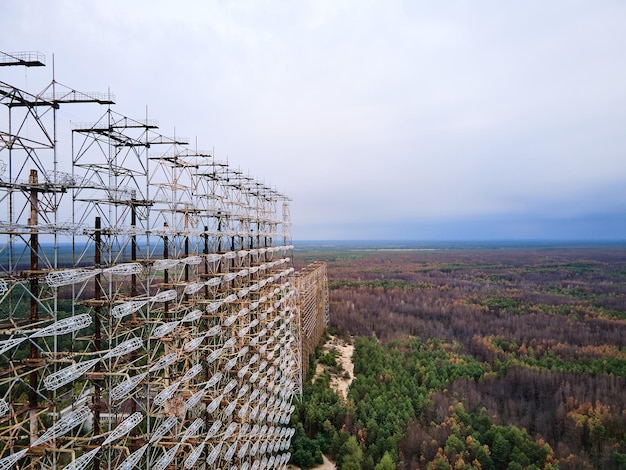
292, 336, 354, 470
315, 336, 355, 400
315, 454, 336, 469
288, 454, 336, 470
328, 339, 354, 400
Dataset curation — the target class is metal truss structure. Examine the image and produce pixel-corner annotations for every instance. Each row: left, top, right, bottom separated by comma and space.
293, 263, 329, 378
0, 51, 327, 470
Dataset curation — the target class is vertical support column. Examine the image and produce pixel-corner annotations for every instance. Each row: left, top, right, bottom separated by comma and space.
163, 223, 170, 319
93, 216, 103, 455
129, 201, 139, 417
203, 225, 209, 298
28, 169, 39, 445
282, 200, 290, 247
184, 212, 190, 283
131, 197, 138, 298
217, 215, 223, 252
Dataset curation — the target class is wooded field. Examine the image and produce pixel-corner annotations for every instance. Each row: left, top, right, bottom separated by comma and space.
291, 244, 626, 470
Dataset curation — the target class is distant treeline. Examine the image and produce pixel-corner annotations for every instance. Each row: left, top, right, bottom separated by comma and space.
0, 239, 189, 269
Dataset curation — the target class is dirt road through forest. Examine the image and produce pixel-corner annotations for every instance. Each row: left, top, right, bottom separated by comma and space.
307, 336, 355, 470
315, 336, 354, 400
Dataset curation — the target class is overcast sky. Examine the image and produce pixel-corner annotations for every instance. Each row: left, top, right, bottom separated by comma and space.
2, 1, 625, 240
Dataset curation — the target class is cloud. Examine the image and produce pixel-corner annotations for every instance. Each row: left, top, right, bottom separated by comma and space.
2, 0, 625, 240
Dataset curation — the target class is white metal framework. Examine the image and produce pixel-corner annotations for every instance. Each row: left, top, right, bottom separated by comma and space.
294, 262, 329, 378
0, 51, 317, 470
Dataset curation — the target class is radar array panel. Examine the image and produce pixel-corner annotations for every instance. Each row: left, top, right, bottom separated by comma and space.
0, 51, 307, 470
294, 262, 329, 378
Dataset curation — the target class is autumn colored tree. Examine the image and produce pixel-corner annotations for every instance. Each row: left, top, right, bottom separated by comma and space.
292, 245, 626, 469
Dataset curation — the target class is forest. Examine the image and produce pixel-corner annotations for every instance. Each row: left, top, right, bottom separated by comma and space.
290, 243, 626, 470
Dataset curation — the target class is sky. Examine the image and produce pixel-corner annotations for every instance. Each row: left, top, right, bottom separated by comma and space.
2, 0, 625, 241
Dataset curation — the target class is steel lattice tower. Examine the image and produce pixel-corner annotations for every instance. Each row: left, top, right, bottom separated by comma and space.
0, 51, 309, 470
294, 262, 329, 379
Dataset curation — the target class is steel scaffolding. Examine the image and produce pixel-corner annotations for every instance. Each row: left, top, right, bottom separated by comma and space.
0, 51, 323, 470
293, 262, 329, 379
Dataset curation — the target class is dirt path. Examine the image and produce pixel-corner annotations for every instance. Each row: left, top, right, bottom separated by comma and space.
314, 336, 355, 400
293, 336, 354, 470
314, 454, 336, 470
329, 338, 354, 400
288, 454, 336, 470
